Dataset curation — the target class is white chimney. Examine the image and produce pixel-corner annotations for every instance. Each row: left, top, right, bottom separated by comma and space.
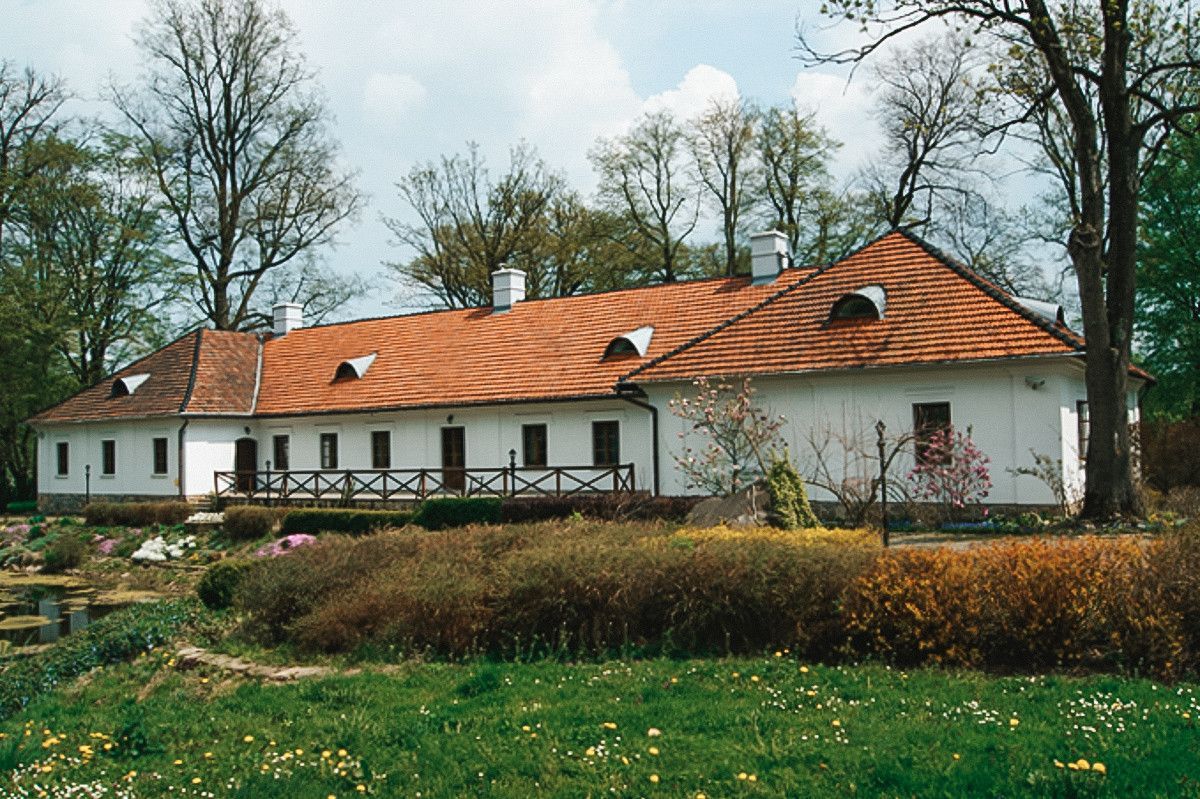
272, 302, 304, 336
491, 266, 526, 313
750, 230, 790, 285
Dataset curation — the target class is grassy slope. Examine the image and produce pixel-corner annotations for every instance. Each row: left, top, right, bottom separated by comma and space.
1, 655, 1199, 798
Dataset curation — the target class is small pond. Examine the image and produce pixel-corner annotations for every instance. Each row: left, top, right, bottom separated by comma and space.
0, 573, 166, 649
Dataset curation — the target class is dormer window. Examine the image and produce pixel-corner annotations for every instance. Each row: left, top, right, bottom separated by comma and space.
110, 373, 150, 398
830, 285, 886, 321
1013, 296, 1066, 326
333, 353, 376, 381
604, 325, 654, 359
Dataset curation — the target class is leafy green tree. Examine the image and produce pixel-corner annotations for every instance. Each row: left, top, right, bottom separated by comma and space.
591, 110, 700, 283
690, 97, 758, 276
1137, 132, 1200, 418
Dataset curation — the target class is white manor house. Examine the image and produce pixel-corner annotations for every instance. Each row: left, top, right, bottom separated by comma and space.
29, 231, 1144, 513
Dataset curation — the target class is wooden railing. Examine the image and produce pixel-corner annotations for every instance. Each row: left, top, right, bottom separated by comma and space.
214, 464, 636, 504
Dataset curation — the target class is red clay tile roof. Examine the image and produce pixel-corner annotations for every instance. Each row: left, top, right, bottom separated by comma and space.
31, 231, 1108, 424
623, 231, 1083, 384
30, 329, 261, 424
252, 271, 808, 415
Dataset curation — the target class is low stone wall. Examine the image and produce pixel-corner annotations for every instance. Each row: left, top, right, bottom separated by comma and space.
37, 493, 209, 515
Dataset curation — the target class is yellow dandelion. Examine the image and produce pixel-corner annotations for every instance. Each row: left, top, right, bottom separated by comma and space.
586, 747, 596, 757
649, 774, 660, 784
243, 735, 255, 743
1009, 718, 1019, 727
731, 672, 740, 679
774, 651, 782, 657
748, 775, 758, 783
295, 748, 304, 755
831, 720, 841, 728
1092, 762, 1107, 775
647, 727, 662, 737
200, 677, 209, 684
602, 722, 618, 730
191, 777, 201, 784
173, 759, 183, 766
737, 772, 748, 781
521, 725, 531, 733
648, 746, 660, 756
322, 750, 332, 759
338, 748, 348, 757
204, 751, 214, 759
750, 675, 760, 683
1054, 759, 1064, 769
530, 732, 537, 738
356, 785, 366, 793
800, 665, 809, 673
621, 756, 630, 765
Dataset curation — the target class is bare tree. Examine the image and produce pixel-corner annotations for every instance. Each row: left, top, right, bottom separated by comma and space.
755, 100, 842, 259
113, 0, 363, 331
0, 62, 67, 259
591, 110, 700, 282
937, 193, 1048, 296
800, 0, 1200, 519
798, 418, 914, 527
864, 34, 989, 231
690, 97, 757, 276
385, 142, 564, 308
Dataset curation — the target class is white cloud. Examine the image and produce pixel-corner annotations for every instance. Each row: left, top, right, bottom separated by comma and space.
789, 70, 879, 179
642, 64, 740, 121
362, 72, 427, 122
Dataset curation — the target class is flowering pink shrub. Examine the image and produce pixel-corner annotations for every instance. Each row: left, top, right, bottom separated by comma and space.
668, 376, 786, 496
1, 524, 30, 544
255, 534, 318, 558
95, 537, 119, 556
907, 426, 992, 521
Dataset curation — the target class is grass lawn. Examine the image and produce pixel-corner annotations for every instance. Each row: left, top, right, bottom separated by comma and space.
1, 653, 1198, 798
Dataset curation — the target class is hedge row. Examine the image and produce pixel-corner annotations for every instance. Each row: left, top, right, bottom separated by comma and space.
232, 522, 1200, 679
83, 501, 193, 527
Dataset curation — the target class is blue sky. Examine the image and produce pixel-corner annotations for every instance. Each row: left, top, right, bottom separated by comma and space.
5, 1, 892, 319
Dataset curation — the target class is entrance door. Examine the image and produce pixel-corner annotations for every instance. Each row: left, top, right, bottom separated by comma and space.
441, 427, 465, 493
234, 438, 258, 493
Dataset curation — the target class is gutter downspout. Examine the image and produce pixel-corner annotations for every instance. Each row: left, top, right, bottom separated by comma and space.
177, 419, 189, 499
616, 384, 659, 496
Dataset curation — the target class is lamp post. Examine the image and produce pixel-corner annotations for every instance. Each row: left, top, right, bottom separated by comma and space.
875, 419, 888, 548
265, 459, 272, 507
84, 464, 91, 506
508, 449, 517, 497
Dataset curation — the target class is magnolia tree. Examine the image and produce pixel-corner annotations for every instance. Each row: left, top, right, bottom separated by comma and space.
907, 426, 992, 522
668, 376, 785, 496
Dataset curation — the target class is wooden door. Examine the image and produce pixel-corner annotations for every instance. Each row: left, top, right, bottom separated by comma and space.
234, 438, 258, 492
441, 427, 465, 493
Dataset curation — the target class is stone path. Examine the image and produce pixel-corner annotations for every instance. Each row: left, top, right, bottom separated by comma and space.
174, 645, 339, 682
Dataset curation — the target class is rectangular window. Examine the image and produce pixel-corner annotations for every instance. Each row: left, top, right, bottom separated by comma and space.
371, 430, 391, 469
101, 440, 116, 476
522, 424, 548, 468
152, 437, 168, 475
272, 435, 290, 471
319, 433, 338, 470
592, 420, 620, 466
55, 442, 68, 477
1077, 400, 1089, 461
912, 402, 952, 465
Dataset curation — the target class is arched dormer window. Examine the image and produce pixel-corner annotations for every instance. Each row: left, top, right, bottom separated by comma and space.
110, 373, 150, 398
830, 284, 886, 321
333, 353, 376, 381
1013, 296, 1065, 326
604, 325, 654, 359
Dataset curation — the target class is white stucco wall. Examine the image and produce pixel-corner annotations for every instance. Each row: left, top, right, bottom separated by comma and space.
38, 357, 1137, 509
35, 418, 184, 499
643, 357, 1095, 506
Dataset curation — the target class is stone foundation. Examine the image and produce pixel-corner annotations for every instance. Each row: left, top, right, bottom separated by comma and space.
37, 493, 210, 515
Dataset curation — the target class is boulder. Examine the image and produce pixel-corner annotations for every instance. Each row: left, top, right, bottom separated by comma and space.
684, 482, 772, 528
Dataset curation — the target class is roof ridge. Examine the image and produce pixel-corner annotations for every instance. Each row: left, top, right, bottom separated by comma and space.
292, 270, 793, 333
617, 261, 836, 384
178, 328, 204, 413
892, 228, 1085, 352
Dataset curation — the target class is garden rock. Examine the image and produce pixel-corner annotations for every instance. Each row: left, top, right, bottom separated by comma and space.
685, 483, 772, 527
